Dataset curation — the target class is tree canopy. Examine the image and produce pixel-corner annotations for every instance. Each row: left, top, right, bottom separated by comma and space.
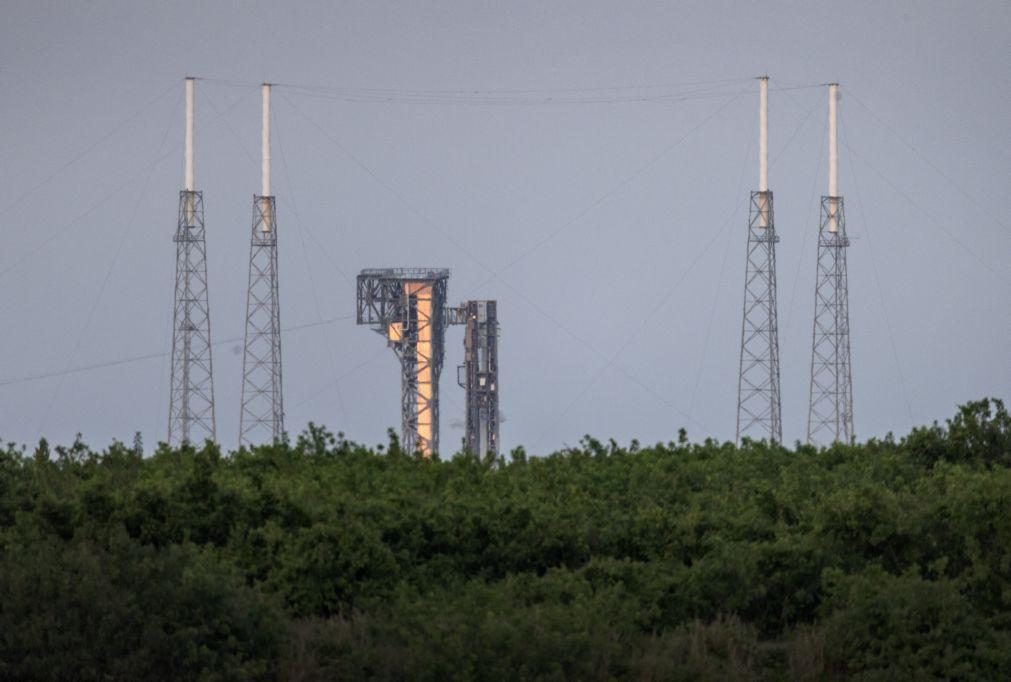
1, 398, 1009, 680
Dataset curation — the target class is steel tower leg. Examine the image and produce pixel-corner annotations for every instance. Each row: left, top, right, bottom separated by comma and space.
736, 190, 782, 443
239, 196, 284, 446
807, 196, 854, 445
168, 190, 216, 445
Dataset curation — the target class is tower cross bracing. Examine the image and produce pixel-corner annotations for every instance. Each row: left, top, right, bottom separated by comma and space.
239, 195, 284, 445
169, 189, 216, 445
736, 189, 782, 442
807, 196, 854, 445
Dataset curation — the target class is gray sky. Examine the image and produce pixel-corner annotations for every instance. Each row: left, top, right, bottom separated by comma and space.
1, 0, 1008, 453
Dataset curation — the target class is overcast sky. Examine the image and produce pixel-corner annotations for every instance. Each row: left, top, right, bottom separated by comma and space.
1, 1, 1008, 454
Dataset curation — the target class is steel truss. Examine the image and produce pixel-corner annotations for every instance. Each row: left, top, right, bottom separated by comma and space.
807, 196, 854, 445
357, 268, 449, 455
454, 300, 499, 458
736, 190, 783, 443
169, 190, 216, 446
239, 195, 284, 446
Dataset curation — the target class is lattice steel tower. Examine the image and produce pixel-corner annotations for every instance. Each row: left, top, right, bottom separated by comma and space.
169, 77, 216, 446
357, 269, 450, 455
452, 300, 500, 458
239, 84, 284, 446
736, 76, 782, 443
807, 83, 854, 445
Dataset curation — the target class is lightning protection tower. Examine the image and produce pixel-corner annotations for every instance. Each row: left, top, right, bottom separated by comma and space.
450, 300, 500, 458
239, 84, 284, 446
736, 76, 783, 444
169, 77, 216, 446
357, 268, 449, 456
807, 83, 854, 445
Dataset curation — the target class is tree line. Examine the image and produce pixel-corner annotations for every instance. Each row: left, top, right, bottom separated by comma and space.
1, 398, 1009, 680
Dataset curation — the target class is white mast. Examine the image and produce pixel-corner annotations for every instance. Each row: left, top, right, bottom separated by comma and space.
260, 83, 271, 232
828, 83, 838, 196
828, 82, 839, 232
185, 77, 195, 192
261, 83, 271, 198
759, 76, 768, 193
757, 76, 770, 228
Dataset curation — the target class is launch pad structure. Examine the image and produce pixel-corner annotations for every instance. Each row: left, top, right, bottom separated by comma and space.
155, 74, 861, 455
357, 268, 450, 456
356, 268, 499, 457
452, 300, 499, 459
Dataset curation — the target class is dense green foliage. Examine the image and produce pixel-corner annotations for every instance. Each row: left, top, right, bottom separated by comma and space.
1, 398, 1009, 680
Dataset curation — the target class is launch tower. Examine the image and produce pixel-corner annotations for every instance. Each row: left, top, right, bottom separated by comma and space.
451, 300, 499, 458
357, 268, 449, 455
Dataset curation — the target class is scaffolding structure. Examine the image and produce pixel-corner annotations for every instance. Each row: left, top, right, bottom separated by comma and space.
454, 300, 499, 458
239, 84, 284, 446
357, 268, 449, 455
807, 84, 854, 445
169, 77, 216, 446
736, 77, 782, 443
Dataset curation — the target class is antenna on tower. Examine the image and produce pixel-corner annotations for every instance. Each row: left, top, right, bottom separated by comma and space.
807, 82, 854, 445
736, 75, 783, 444
169, 77, 217, 446
239, 83, 284, 446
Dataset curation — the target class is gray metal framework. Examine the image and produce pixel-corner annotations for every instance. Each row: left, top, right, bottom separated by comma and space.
736, 190, 783, 443
356, 268, 449, 455
168, 190, 216, 445
807, 196, 854, 445
239, 196, 284, 446
454, 300, 499, 458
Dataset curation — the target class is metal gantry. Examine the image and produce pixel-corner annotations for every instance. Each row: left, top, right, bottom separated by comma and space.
239, 195, 284, 445
807, 195, 854, 445
736, 189, 782, 443
357, 268, 449, 455
168, 189, 217, 445
454, 300, 499, 458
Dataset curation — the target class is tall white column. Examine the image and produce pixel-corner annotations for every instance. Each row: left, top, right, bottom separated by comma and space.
758, 76, 770, 228
261, 83, 271, 197
185, 77, 195, 192
261, 83, 272, 232
828, 83, 838, 197
828, 83, 839, 232
759, 76, 768, 192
